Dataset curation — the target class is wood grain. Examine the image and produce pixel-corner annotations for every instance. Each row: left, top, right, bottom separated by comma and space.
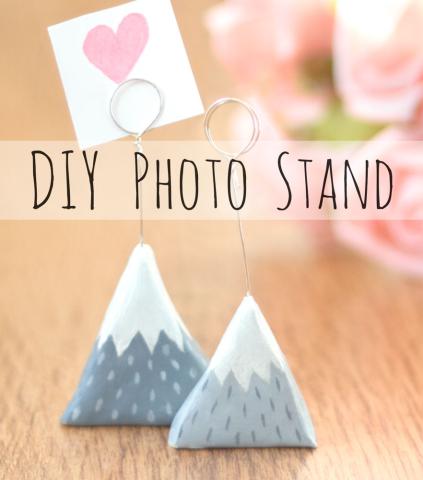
1, 220, 423, 479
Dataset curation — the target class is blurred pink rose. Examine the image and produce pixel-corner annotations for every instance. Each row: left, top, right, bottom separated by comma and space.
206, 0, 334, 126
334, 0, 423, 123
335, 125, 423, 276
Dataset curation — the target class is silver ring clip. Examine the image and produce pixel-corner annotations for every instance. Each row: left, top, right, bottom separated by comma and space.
204, 97, 260, 159
109, 78, 164, 139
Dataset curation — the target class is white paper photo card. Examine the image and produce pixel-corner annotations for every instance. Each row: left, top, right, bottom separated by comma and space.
48, 0, 204, 148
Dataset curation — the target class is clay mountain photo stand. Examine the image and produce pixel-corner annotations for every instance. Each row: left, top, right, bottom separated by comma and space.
61, 244, 208, 426
168, 295, 316, 448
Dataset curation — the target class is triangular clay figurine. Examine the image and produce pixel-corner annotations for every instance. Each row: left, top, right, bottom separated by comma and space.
168, 295, 316, 448
61, 244, 208, 426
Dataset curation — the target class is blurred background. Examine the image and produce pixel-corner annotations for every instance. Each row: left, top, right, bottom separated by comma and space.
2, 0, 423, 276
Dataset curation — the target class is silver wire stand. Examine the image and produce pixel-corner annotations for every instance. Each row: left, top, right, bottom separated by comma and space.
204, 98, 260, 296
109, 78, 164, 246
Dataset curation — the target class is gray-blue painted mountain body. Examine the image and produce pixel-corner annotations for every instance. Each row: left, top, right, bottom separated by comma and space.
62, 330, 207, 425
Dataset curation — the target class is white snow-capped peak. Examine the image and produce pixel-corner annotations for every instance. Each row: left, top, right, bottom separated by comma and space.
97, 243, 191, 356
208, 295, 288, 390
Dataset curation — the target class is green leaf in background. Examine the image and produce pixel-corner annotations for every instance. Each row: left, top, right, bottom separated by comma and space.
296, 100, 384, 141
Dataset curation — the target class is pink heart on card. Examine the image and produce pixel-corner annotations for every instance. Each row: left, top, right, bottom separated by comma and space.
83, 13, 149, 83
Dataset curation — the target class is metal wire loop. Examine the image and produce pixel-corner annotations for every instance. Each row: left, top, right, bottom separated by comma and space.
109, 78, 164, 138
204, 97, 260, 159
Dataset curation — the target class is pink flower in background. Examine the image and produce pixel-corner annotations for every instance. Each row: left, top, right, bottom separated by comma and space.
335, 125, 423, 276
205, 0, 334, 126
206, 0, 423, 275
334, 0, 423, 123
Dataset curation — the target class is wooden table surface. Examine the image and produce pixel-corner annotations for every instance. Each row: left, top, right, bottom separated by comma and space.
1, 220, 423, 479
